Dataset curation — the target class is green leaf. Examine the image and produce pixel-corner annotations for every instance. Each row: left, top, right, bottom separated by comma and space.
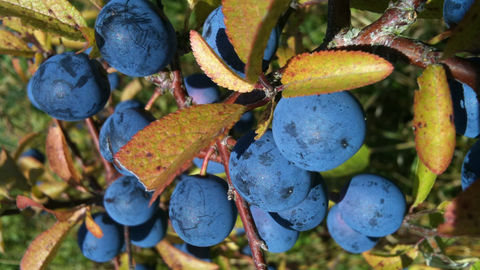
281, 51, 393, 98
20, 208, 85, 270
194, 0, 221, 26
1, 16, 33, 35
223, 0, 290, 83
350, 0, 443, 19
115, 103, 246, 203
442, 0, 480, 59
0, 0, 88, 41
0, 30, 34, 57
321, 144, 370, 178
190, 30, 255, 92
156, 240, 219, 270
471, 261, 480, 270
0, 148, 30, 191
0, 220, 4, 254
12, 132, 40, 161
411, 155, 437, 210
413, 65, 455, 175
363, 245, 418, 270
78, 26, 101, 59
255, 99, 277, 140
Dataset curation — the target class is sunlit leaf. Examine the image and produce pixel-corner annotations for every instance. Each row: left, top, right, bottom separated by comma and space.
46, 123, 82, 187
413, 65, 455, 175
194, 0, 221, 25
0, 0, 88, 41
19, 157, 45, 186
37, 181, 68, 199
20, 207, 85, 270
156, 240, 219, 270
16, 195, 76, 221
255, 100, 277, 140
442, 0, 480, 59
1, 16, 33, 35
276, 46, 295, 68
411, 156, 437, 209
471, 260, 480, 270
190, 30, 255, 93
223, 0, 290, 83
281, 51, 393, 98
0, 30, 34, 57
438, 179, 480, 236
0, 148, 30, 191
321, 144, 370, 178
12, 132, 40, 161
363, 245, 418, 270
350, 0, 443, 19
115, 104, 246, 203
77, 26, 101, 59
85, 207, 103, 238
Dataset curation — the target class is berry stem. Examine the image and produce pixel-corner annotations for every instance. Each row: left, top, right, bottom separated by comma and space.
216, 138, 269, 270
144, 89, 163, 111
199, 147, 215, 176
170, 53, 190, 109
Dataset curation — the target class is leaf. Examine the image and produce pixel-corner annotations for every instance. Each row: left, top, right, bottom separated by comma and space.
0, 220, 4, 254
187, 0, 199, 9
78, 26, 101, 59
1, 16, 33, 35
190, 30, 255, 93
363, 245, 418, 270
45, 123, 82, 187
350, 0, 443, 19
438, 179, 480, 236
0, 0, 88, 41
16, 195, 76, 221
413, 65, 455, 175
156, 240, 219, 270
115, 103, 246, 203
442, 0, 480, 59
12, 132, 40, 161
223, 0, 290, 83
20, 207, 85, 270
281, 51, 393, 98
194, 0, 221, 25
85, 207, 103, 238
255, 99, 277, 140
0, 148, 30, 191
276, 46, 295, 67
411, 156, 437, 210
321, 144, 370, 178
121, 78, 143, 101
0, 30, 35, 57
19, 157, 45, 186
471, 261, 480, 270
37, 181, 68, 199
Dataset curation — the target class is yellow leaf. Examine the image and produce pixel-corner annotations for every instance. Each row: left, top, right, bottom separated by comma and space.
0, 30, 34, 57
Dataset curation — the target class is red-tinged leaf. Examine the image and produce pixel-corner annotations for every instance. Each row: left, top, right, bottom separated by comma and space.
156, 240, 219, 270
255, 100, 277, 140
0, 30, 34, 57
363, 245, 418, 270
0, 148, 30, 191
13, 132, 40, 161
46, 123, 82, 187
190, 30, 255, 92
438, 179, 480, 236
413, 65, 455, 175
115, 104, 246, 203
85, 207, 103, 238
223, 0, 290, 83
20, 207, 85, 270
281, 51, 393, 98
77, 26, 101, 59
16, 195, 76, 221
350, 0, 443, 19
442, 0, 480, 59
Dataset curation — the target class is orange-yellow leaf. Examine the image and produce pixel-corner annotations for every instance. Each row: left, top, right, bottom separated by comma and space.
438, 179, 480, 236
255, 100, 277, 140
115, 103, 246, 203
281, 51, 393, 98
77, 26, 101, 59
363, 245, 418, 270
223, 0, 290, 83
85, 207, 103, 238
156, 240, 219, 270
20, 207, 85, 270
190, 30, 255, 92
16, 195, 76, 221
46, 123, 82, 187
0, 30, 35, 57
413, 65, 455, 175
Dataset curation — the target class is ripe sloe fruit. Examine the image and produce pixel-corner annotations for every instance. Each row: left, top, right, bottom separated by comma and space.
27, 80, 40, 109
327, 205, 379, 253
443, 0, 475, 28
95, 0, 177, 77
273, 91, 366, 172
169, 174, 237, 247
77, 213, 124, 262
184, 74, 221, 105
192, 157, 224, 174
338, 174, 406, 237
130, 209, 168, 248
135, 264, 154, 270
30, 52, 110, 121
461, 140, 480, 190
250, 206, 299, 253
229, 130, 313, 212
108, 72, 119, 91
104, 175, 158, 226
270, 173, 328, 231
174, 242, 212, 262
202, 6, 280, 78
115, 99, 145, 112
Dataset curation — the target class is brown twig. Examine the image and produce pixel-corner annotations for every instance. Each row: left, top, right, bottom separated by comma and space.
216, 138, 268, 270
200, 147, 215, 176
170, 53, 190, 109
145, 89, 163, 111
124, 226, 134, 270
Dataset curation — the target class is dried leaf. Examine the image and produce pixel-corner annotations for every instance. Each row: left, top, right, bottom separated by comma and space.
363, 245, 418, 270
442, 0, 480, 59
411, 156, 437, 210
120, 78, 143, 101
16, 195, 76, 221
20, 207, 85, 270
46, 123, 82, 187
190, 30, 255, 93
223, 0, 290, 83
281, 51, 393, 98
413, 65, 455, 175
115, 104, 246, 203
156, 240, 219, 270
85, 208, 103, 238
0, 0, 88, 41
350, 0, 443, 19
255, 100, 277, 140
0, 30, 34, 57
0, 148, 30, 191
438, 179, 480, 236
321, 144, 370, 178
12, 132, 40, 161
